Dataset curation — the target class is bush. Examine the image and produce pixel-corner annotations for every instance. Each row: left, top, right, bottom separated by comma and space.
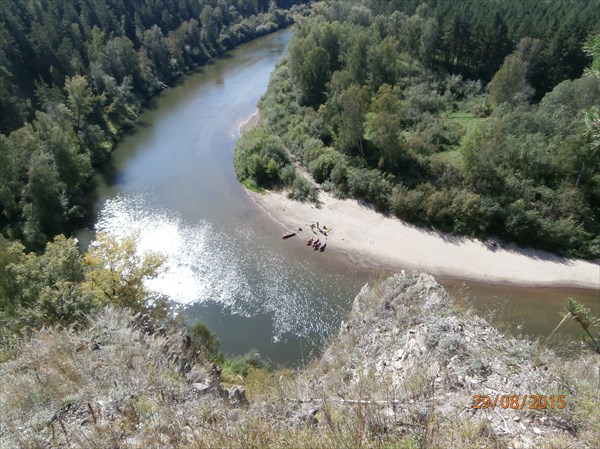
449, 189, 497, 235
425, 189, 454, 229
390, 185, 426, 223
330, 160, 349, 192
416, 115, 462, 150
308, 149, 339, 183
347, 167, 392, 211
234, 126, 289, 187
223, 350, 267, 377
284, 123, 309, 158
402, 83, 446, 125
190, 322, 220, 360
288, 175, 318, 202
280, 164, 297, 186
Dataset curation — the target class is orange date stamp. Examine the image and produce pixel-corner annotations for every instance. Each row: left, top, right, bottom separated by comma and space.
472, 395, 566, 410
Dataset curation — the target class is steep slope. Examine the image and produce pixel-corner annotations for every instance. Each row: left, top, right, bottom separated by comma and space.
1, 274, 598, 448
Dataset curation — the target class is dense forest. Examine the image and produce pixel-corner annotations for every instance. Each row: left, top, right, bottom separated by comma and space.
0, 0, 314, 352
0, 0, 309, 251
235, 0, 600, 258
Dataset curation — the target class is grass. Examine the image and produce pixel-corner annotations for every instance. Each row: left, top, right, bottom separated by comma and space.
1, 275, 598, 449
445, 111, 489, 143
242, 178, 265, 193
430, 148, 464, 170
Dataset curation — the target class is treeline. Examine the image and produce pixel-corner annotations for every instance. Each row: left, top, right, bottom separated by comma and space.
367, 0, 600, 98
237, 1, 600, 258
0, 0, 309, 250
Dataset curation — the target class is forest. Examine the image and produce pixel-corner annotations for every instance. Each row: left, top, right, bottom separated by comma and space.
0, 0, 314, 353
0, 0, 309, 251
235, 0, 600, 258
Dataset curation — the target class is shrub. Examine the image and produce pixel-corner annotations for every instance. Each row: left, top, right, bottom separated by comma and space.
288, 175, 318, 202
234, 126, 289, 187
449, 189, 497, 235
190, 322, 221, 360
565, 299, 600, 354
347, 167, 392, 211
425, 189, 454, 229
308, 149, 339, 183
301, 137, 327, 165
284, 123, 309, 158
390, 185, 426, 223
402, 83, 446, 125
330, 160, 349, 191
223, 350, 267, 377
279, 164, 297, 186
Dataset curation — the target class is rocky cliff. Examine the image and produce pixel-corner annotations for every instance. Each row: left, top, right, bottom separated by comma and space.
301, 272, 598, 448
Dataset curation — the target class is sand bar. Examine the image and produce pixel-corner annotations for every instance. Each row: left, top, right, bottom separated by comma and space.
248, 188, 600, 289
238, 109, 261, 135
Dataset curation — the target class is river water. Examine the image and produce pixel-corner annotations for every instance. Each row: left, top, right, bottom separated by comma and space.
87, 29, 599, 365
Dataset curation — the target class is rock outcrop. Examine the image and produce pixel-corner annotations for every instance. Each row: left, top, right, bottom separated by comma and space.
299, 272, 598, 448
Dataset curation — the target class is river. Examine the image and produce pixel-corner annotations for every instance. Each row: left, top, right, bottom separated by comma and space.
85, 29, 599, 366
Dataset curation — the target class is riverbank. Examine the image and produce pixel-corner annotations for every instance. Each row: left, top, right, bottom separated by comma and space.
238, 109, 261, 135
247, 187, 600, 289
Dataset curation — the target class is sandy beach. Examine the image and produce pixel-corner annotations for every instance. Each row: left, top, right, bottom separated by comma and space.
238, 109, 261, 135
247, 188, 600, 289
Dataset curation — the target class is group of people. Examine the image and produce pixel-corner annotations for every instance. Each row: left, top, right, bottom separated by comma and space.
307, 237, 326, 252
309, 221, 332, 236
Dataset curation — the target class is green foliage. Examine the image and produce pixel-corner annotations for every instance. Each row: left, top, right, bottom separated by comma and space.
234, 126, 290, 186
583, 34, 600, 79
329, 84, 370, 157
235, 125, 319, 202
0, 230, 172, 353
223, 350, 267, 377
364, 84, 405, 170
288, 175, 318, 202
190, 322, 221, 360
83, 233, 166, 317
299, 46, 331, 107
307, 148, 339, 183
0, 235, 95, 348
259, 2, 600, 257
241, 178, 265, 193
488, 38, 544, 106
565, 299, 600, 354
489, 54, 529, 105
390, 185, 425, 223
583, 107, 600, 152
347, 168, 392, 212
0, 0, 308, 250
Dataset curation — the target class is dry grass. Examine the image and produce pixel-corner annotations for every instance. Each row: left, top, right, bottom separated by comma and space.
1, 274, 598, 449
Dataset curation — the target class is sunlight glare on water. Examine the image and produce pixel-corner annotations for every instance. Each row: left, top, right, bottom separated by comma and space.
97, 194, 251, 310
96, 193, 349, 343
